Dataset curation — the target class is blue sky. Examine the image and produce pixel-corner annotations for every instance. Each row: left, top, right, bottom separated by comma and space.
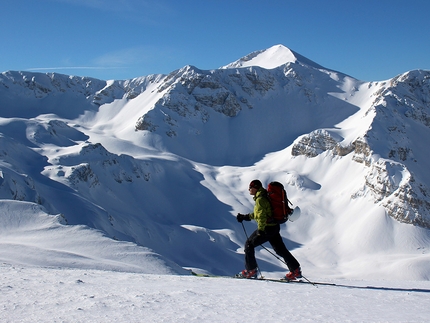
1, 0, 429, 81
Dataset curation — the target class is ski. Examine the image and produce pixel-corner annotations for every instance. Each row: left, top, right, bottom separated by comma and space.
258, 277, 335, 286
191, 272, 223, 278
191, 271, 335, 287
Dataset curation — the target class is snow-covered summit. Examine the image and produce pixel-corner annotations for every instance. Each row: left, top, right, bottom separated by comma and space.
221, 44, 324, 70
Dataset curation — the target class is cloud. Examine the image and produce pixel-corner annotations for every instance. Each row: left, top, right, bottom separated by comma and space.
93, 46, 169, 67
26, 47, 158, 72
24, 46, 173, 80
25, 46, 174, 77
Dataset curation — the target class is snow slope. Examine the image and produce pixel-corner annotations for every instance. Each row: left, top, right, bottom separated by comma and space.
0, 200, 186, 274
2, 264, 429, 323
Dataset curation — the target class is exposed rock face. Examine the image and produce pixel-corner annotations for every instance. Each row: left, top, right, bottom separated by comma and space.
135, 65, 277, 133
291, 70, 430, 228
365, 160, 430, 228
291, 130, 345, 158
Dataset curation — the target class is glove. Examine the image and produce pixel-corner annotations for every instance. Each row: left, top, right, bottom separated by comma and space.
236, 213, 250, 223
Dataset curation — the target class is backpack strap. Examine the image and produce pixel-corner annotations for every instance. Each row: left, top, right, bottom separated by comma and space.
281, 188, 286, 217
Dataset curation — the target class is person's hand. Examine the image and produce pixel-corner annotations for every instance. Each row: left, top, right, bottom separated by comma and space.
236, 213, 250, 222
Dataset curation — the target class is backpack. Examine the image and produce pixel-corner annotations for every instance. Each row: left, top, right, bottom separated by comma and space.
267, 181, 293, 224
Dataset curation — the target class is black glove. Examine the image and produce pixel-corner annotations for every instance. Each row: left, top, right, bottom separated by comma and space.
236, 213, 250, 223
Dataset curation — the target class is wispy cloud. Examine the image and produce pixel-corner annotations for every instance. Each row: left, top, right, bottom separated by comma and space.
25, 46, 174, 79
93, 47, 158, 67
26, 46, 172, 74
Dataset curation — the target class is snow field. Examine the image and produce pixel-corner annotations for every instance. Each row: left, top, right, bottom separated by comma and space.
1, 264, 429, 323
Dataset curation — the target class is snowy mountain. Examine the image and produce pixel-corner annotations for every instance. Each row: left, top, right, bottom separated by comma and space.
221, 44, 324, 70
0, 44, 429, 282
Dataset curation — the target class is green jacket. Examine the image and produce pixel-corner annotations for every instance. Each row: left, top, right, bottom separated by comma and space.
249, 188, 276, 231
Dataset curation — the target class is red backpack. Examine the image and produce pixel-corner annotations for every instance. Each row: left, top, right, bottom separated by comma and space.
267, 181, 293, 224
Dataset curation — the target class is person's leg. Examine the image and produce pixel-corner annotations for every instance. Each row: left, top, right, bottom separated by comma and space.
268, 230, 300, 271
244, 230, 269, 270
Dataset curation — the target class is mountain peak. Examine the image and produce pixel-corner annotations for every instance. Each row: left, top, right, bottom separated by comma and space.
221, 44, 323, 70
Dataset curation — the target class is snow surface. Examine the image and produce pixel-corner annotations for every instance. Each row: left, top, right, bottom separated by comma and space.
2, 264, 429, 323
1, 45, 430, 322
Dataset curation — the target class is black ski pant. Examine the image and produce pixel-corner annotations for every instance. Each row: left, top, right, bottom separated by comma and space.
244, 224, 300, 272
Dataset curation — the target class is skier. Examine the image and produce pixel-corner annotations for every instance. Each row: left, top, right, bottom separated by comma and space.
236, 179, 302, 280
